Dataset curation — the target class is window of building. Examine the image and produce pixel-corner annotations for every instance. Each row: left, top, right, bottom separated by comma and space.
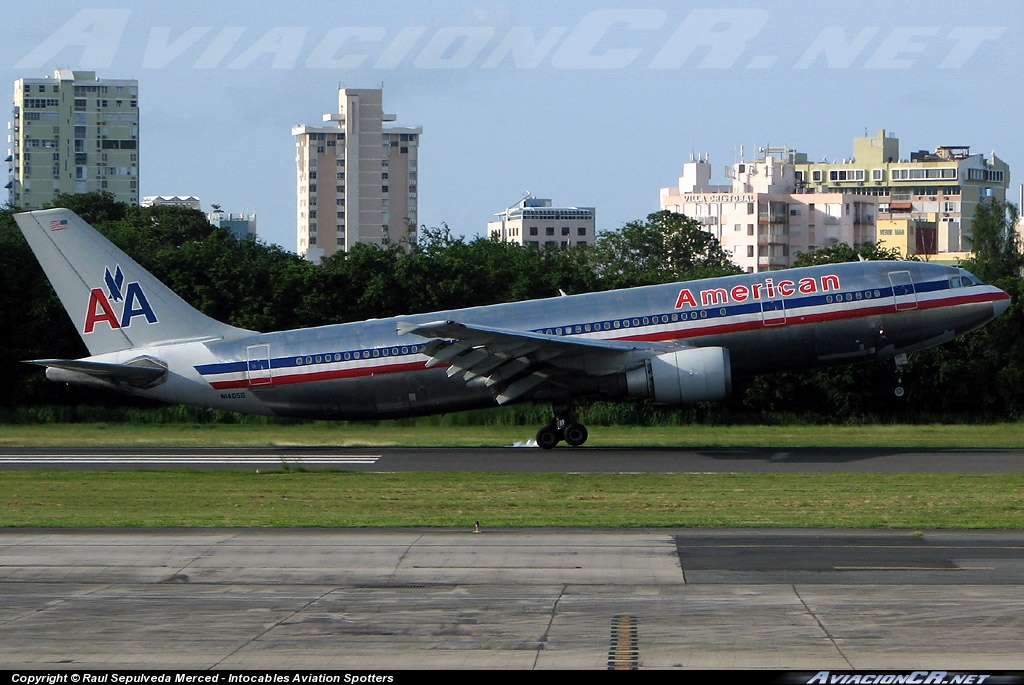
894, 167, 957, 181
829, 169, 866, 182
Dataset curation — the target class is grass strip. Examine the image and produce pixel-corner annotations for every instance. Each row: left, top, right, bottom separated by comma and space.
2, 422, 1024, 447
3, 471, 1023, 528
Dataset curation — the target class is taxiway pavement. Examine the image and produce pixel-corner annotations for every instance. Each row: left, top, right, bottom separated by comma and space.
2, 528, 1024, 670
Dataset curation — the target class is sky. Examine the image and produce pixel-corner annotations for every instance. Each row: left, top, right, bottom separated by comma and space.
5, 1, 1024, 251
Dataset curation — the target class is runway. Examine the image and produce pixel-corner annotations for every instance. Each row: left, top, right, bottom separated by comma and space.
2, 528, 1024, 670
3, 445, 1024, 472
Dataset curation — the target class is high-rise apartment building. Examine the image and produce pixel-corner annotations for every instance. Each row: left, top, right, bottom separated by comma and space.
487, 195, 595, 248
293, 87, 421, 261
8, 70, 139, 209
660, 130, 1010, 272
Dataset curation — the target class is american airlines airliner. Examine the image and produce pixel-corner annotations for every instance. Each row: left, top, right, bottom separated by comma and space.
16, 209, 1010, 448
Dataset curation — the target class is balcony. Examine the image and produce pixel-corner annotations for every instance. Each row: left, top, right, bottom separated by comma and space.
757, 229, 788, 245
757, 256, 789, 270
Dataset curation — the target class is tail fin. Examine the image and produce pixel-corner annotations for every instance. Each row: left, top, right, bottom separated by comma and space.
15, 208, 250, 355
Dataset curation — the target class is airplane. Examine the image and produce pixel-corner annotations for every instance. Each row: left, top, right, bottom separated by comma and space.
15, 208, 1011, 448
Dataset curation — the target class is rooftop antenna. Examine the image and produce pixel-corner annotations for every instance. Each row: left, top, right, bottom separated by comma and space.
503, 190, 532, 221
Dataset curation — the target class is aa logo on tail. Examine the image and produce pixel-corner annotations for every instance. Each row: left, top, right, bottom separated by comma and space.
83, 266, 158, 333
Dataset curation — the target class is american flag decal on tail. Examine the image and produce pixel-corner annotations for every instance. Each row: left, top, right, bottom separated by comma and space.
50, 219, 68, 231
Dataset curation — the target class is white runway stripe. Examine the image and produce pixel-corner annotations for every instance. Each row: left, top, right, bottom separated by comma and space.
0, 454, 380, 465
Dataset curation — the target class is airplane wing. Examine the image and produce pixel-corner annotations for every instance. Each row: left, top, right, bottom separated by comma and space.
397, 319, 682, 404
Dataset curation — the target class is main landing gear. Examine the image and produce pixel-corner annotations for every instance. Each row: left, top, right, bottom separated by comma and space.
536, 405, 589, 449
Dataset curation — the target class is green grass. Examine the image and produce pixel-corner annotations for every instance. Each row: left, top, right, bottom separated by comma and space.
1, 471, 1022, 528
3, 421, 1024, 448
2, 422, 1023, 529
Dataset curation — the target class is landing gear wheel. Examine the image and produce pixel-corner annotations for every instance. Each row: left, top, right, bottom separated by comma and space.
563, 422, 589, 447
892, 353, 910, 401
536, 424, 561, 450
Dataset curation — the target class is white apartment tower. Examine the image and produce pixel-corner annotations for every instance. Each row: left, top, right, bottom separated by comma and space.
8, 70, 139, 208
294, 88, 421, 260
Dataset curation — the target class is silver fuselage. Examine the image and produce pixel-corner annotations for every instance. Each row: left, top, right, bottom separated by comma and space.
85, 260, 1007, 420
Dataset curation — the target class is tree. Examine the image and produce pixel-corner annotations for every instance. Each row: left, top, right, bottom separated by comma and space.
589, 211, 740, 289
792, 241, 909, 267
43, 190, 126, 224
908, 200, 1024, 417
960, 199, 1023, 282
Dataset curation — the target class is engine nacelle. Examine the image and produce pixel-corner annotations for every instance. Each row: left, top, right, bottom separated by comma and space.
625, 347, 732, 404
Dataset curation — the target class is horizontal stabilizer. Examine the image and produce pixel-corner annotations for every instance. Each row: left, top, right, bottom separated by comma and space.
27, 358, 168, 389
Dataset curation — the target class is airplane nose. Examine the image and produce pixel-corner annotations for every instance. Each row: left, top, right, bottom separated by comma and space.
993, 293, 1011, 317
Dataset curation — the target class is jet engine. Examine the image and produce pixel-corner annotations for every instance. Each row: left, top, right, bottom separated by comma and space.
625, 347, 731, 404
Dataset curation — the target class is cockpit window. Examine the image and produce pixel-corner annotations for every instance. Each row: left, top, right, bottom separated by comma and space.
954, 269, 984, 287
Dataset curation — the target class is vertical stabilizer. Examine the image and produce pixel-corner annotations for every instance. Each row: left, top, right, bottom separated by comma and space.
15, 208, 251, 355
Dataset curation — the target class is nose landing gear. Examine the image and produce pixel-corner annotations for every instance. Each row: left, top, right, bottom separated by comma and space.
892, 352, 910, 399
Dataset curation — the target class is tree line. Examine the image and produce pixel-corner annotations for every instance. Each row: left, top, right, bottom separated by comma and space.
1, 191, 1021, 423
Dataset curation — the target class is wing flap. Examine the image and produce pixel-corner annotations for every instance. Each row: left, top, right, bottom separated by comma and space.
398, 318, 680, 404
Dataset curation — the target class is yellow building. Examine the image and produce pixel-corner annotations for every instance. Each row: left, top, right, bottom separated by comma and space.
795, 130, 1009, 263
661, 130, 1010, 271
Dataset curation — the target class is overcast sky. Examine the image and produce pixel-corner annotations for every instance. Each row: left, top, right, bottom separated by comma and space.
6, 1, 1023, 251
